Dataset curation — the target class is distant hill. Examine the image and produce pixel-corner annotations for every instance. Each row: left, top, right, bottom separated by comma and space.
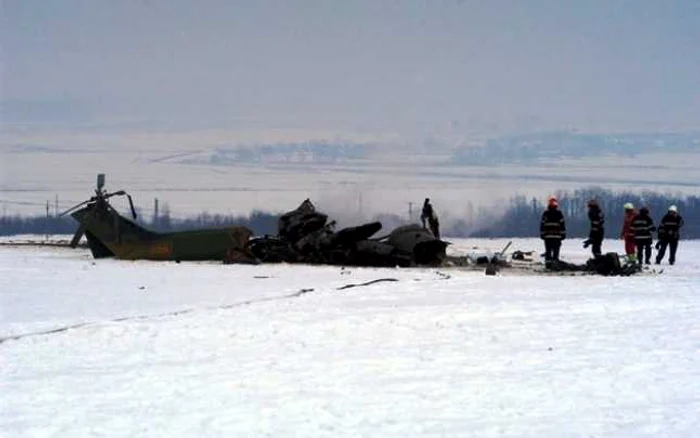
451, 131, 700, 165
184, 141, 373, 166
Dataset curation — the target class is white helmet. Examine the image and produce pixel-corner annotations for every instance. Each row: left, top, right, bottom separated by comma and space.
623, 202, 634, 210
669, 205, 678, 213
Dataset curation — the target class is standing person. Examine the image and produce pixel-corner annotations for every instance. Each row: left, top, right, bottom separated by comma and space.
631, 206, 655, 265
583, 199, 605, 257
421, 198, 440, 239
656, 205, 684, 265
620, 203, 637, 262
540, 196, 566, 261
420, 198, 433, 229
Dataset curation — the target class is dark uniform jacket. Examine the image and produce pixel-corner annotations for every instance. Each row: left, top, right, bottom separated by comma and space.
631, 213, 654, 242
588, 207, 605, 239
540, 207, 566, 240
658, 213, 684, 241
421, 203, 434, 222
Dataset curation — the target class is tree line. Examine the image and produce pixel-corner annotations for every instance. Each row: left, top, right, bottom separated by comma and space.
1, 188, 697, 239
0, 210, 282, 237
470, 187, 699, 239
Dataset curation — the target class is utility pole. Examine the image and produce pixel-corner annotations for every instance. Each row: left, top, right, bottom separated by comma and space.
54, 194, 59, 217
154, 198, 159, 226
45, 200, 50, 241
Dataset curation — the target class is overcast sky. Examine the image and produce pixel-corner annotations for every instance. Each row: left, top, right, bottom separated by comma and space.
2, 0, 699, 135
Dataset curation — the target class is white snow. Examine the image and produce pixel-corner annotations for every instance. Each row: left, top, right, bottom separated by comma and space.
1, 238, 699, 437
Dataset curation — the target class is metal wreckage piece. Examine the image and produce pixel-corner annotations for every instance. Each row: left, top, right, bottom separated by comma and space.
244, 199, 448, 267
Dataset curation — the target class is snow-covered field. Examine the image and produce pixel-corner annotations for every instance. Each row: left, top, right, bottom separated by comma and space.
2, 238, 699, 437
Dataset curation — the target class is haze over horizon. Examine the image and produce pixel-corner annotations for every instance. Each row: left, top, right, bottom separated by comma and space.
2, 1, 700, 221
2, 0, 700, 137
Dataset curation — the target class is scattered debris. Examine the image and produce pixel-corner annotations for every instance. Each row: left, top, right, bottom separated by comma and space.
511, 250, 535, 261
337, 278, 399, 290
434, 271, 451, 280
543, 253, 643, 276
442, 245, 651, 277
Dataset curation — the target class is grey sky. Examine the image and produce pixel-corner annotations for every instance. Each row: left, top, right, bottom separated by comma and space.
2, 0, 699, 134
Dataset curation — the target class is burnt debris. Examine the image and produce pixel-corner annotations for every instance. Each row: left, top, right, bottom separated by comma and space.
245, 199, 448, 267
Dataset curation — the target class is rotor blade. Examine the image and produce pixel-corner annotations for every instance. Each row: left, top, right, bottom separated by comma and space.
69, 222, 86, 248
126, 194, 137, 220
59, 198, 93, 217
105, 190, 126, 199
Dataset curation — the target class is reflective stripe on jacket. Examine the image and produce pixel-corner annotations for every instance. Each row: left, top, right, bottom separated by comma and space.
588, 207, 605, 237
540, 207, 566, 240
631, 214, 654, 241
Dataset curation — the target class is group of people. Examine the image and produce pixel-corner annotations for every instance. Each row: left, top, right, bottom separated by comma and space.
540, 196, 685, 265
420, 196, 685, 266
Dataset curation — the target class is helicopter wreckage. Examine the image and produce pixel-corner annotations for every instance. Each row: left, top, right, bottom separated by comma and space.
246, 199, 448, 268
58, 175, 448, 267
57, 175, 644, 276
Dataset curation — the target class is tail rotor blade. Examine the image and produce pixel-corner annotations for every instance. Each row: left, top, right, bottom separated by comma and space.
127, 194, 137, 220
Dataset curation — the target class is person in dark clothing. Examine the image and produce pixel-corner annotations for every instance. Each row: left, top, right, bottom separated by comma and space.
540, 196, 566, 261
420, 198, 440, 239
583, 199, 605, 257
631, 206, 655, 265
420, 198, 433, 228
656, 205, 684, 265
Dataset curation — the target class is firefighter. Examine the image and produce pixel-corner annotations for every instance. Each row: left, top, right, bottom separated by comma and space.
655, 205, 684, 265
583, 199, 605, 257
620, 203, 637, 261
420, 198, 432, 228
631, 206, 655, 265
540, 196, 566, 261
420, 198, 440, 239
